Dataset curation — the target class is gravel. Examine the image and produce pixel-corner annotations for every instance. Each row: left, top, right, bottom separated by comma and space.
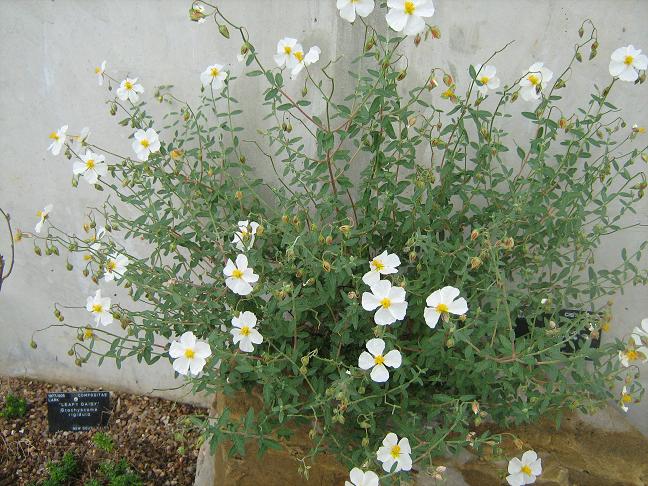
0, 376, 205, 485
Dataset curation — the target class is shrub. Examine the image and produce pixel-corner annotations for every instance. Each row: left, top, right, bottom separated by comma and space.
29, 1, 647, 483
0, 392, 27, 419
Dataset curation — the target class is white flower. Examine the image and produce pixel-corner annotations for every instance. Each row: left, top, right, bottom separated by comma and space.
73, 149, 108, 185
169, 331, 212, 376
274, 37, 302, 68
132, 128, 161, 161
337, 0, 375, 23
519, 62, 553, 101
232, 220, 260, 251
95, 61, 106, 86
223, 254, 259, 296
116, 77, 144, 103
230, 311, 263, 352
345, 467, 379, 486
506, 450, 542, 486
47, 125, 68, 156
475, 64, 500, 95
609, 45, 648, 82
85, 289, 113, 327
424, 286, 468, 328
236, 53, 246, 63
362, 250, 401, 286
35, 204, 53, 233
385, 0, 435, 36
71, 127, 91, 153
618, 334, 648, 367
290, 46, 321, 79
620, 386, 633, 412
104, 252, 129, 282
376, 432, 412, 473
200, 63, 228, 89
362, 280, 408, 325
358, 338, 402, 383
631, 318, 648, 346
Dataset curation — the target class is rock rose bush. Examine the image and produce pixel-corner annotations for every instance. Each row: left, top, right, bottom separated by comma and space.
26, 1, 648, 484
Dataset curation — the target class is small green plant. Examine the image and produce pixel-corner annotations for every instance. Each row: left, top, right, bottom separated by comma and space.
83, 480, 101, 486
41, 451, 79, 486
98, 459, 143, 486
91, 431, 115, 453
0, 393, 27, 419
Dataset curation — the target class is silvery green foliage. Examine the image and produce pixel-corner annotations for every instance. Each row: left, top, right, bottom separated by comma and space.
36, 5, 647, 483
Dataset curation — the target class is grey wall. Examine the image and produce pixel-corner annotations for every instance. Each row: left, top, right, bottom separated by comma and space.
1, 0, 647, 429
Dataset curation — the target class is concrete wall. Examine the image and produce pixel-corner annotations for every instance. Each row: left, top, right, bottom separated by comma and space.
1, 0, 647, 430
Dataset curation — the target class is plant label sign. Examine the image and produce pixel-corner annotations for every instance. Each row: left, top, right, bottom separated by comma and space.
47, 391, 111, 433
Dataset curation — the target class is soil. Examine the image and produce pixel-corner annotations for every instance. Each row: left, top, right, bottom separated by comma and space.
0, 376, 206, 486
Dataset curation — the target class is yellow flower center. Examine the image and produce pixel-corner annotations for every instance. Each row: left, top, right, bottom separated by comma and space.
83, 328, 94, 339
380, 297, 392, 309
436, 303, 449, 313
527, 74, 540, 86
95, 66, 102, 74
37, 210, 43, 217
624, 55, 634, 66
84, 254, 92, 261
49, 132, 60, 140
521, 465, 532, 476
210, 67, 220, 77
480, 76, 490, 85
404, 1, 415, 14
626, 350, 639, 361
294, 51, 304, 62
390, 445, 401, 459
140, 139, 150, 148
622, 393, 632, 404
372, 258, 385, 271
92, 304, 103, 313
86, 159, 95, 169
232, 269, 244, 279
240, 326, 251, 336
284, 46, 292, 55
374, 354, 385, 365
184, 348, 195, 359
106, 260, 116, 272
125, 81, 133, 90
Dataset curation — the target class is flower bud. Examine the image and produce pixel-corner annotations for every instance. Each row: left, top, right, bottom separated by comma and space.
361, 437, 370, 447
281, 214, 289, 224
339, 225, 352, 236
322, 260, 331, 272
414, 33, 421, 46
305, 278, 315, 286
347, 291, 357, 300
442, 73, 453, 87
34, 245, 42, 256
30, 339, 37, 349
325, 235, 333, 245
235, 190, 243, 200
430, 25, 441, 39
427, 78, 438, 90
218, 24, 230, 38
470, 257, 482, 270
470, 229, 479, 240
408, 251, 417, 263
575, 52, 583, 62
301, 86, 308, 97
